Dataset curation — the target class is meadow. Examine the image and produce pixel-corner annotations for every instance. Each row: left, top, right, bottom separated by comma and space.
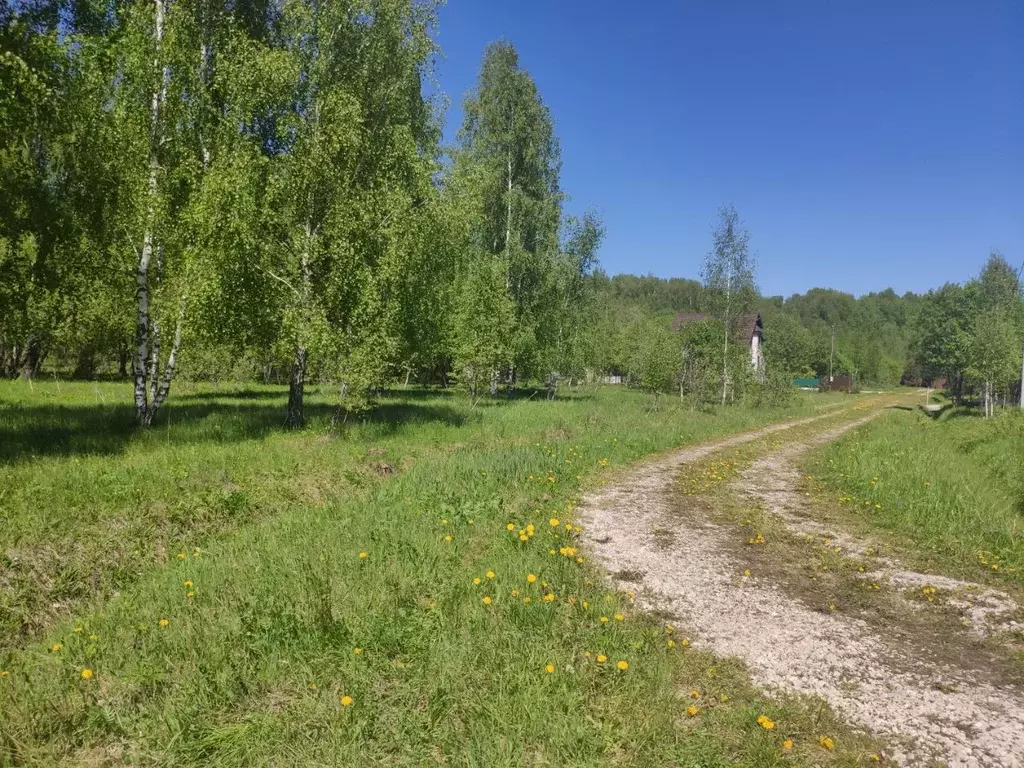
805, 403, 1024, 586
0, 381, 879, 766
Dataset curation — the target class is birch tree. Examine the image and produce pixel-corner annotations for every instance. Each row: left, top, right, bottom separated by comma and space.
702, 205, 756, 405
266, 0, 440, 427
452, 40, 562, 382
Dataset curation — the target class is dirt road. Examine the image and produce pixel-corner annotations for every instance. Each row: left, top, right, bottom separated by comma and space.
579, 404, 1024, 767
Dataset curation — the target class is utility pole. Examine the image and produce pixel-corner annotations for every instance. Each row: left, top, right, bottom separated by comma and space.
829, 324, 835, 387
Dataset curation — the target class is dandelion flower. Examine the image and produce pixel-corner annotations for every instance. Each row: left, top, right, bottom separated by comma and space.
689, 690, 699, 699
159, 618, 169, 628
616, 660, 628, 671
473, 577, 482, 585
783, 739, 793, 750
720, 694, 729, 702
614, 613, 624, 621
0, 671, 8, 678
80, 668, 93, 680
353, 648, 362, 655
818, 736, 834, 750
507, 523, 515, 531
88, 634, 98, 641
757, 714, 775, 730
359, 552, 368, 559
186, 591, 195, 599
183, 580, 193, 588
667, 639, 675, 648
486, 571, 495, 579
527, 574, 537, 584
543, 593, 555, 602
340, 695, 354, 707
523, 596, 532, 604
743, 569, 751, 577
600, 616, 609, 623
686, 706, 699, 716
51, 643, 62, 653
596, 654, 607, 663
519, 534, 528, 542
482, 596, 492, 605
545, 663, 555, 673
176, 552, 187, 560
681, 639, 690, 648
73, 626, 83, 633
549, 518, 560, 527
444, 535, 452, 542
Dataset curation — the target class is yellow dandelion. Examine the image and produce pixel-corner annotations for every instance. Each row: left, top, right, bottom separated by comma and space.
757, 714, 775, 730
507, 523, 515, 531
783, 739, 793, 750
50, 643, 62, 653
616, 660, 628, 671
482, 596, 492, 605
183, 580, 193, 588
186, 591, 195, 599
549, 518, 560, 527
176, 552, 186, 560
523, 596, 532, 604
0, 670, 8, 678
687, 705, 699, 716
543, 593, 555, 602
359, 552, 368, 559
689, 689, 700, 699
527, 574, 537, 583
720, 694, 729, 702
353, 648, 362, 655
473, 577, 481, 585
444, 535, 452, 542
88, 634, 98, 641
340, 695, 354, 707
667, 639, 675, 648
582, 601, 589, 609
486, 570, 495, 579
159, 618, 169, 628
545, 663, 555, 673
596, 654, 607, 663
600, 616, 609, 623
818, 735, 834, 750
73, 626, 83, 633
80, 668, 93, 680
614, 613, 624, 621
519, 534, 528, 542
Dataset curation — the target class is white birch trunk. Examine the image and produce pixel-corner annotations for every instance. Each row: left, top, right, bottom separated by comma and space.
134, 0, 165, 425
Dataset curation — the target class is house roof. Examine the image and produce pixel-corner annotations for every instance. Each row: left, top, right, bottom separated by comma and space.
672, 311, 762, 342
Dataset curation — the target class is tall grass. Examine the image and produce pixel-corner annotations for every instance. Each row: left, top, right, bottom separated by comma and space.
806, 405, 1024, 583
0, 381, 870, 765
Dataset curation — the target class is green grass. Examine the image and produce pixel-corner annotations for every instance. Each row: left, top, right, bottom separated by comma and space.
0, 380, 874, 766
805, 404, 1024, 585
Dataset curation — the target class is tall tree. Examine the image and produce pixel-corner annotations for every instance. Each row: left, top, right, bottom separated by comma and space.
452, 40, 562, 382
265, 0, 440, 427
702, 205, 757, 405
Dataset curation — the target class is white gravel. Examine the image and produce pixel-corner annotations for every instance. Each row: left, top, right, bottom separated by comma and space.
579, 412, 1024, 767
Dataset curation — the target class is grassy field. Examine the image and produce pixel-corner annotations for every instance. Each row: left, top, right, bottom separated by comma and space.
0, 381, 876, 766
805, 403, 1024, 586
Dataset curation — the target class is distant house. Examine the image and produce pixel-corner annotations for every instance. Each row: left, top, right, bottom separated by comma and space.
672, 311, 765, 374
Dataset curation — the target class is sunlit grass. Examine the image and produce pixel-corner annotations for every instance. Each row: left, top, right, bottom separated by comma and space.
805, 405, 1024, 585
0, 381, 874, 765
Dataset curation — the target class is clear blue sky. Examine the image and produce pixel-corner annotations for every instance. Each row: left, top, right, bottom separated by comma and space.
433, 0, 1023, 298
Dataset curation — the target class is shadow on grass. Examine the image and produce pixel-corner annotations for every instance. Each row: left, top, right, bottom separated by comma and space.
0, 391, 470, 466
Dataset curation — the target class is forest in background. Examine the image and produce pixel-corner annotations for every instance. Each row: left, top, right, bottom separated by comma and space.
3, 0, 1022, 422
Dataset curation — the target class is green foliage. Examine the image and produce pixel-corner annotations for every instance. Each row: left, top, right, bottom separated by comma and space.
807, 407, 1024, 584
